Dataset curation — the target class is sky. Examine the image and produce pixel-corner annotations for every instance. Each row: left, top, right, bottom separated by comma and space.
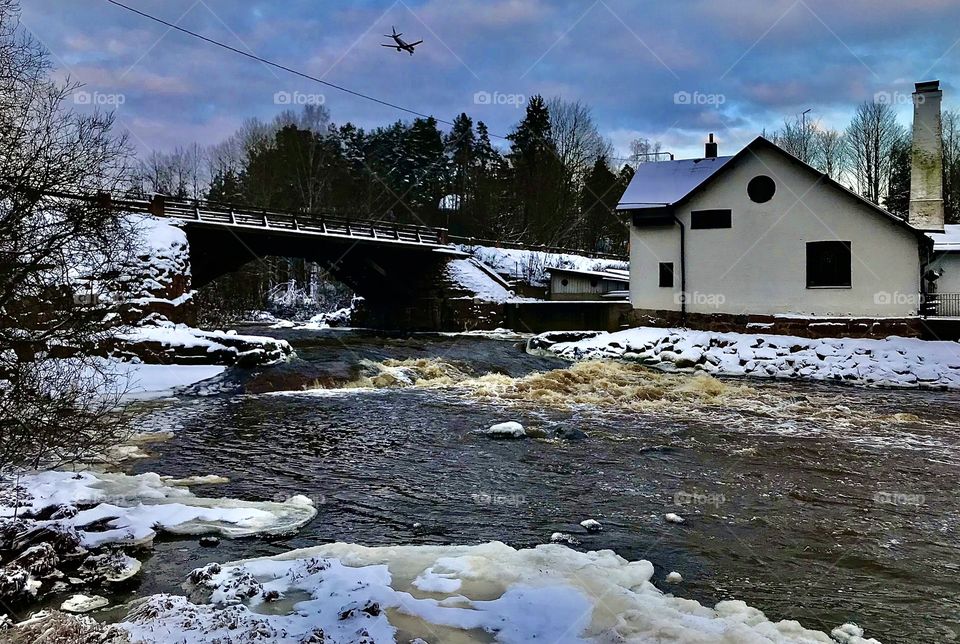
20, 0, 960, 160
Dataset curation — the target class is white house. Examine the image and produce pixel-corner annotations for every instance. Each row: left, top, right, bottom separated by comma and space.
616, 81, 945, 335
926, 225, 960, 316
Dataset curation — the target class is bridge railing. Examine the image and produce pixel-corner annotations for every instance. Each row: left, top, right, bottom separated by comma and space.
151, 195, 449, 246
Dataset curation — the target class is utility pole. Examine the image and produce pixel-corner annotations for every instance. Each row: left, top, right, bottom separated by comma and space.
801, 108, 813, 162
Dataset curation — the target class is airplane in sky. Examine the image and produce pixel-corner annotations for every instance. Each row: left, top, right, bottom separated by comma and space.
381, 27, 422, 55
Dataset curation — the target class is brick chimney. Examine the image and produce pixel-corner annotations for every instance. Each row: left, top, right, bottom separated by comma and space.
705, 133, 718, 158
909, 80, 944, 231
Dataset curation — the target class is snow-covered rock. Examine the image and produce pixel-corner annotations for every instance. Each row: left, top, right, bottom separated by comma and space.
1, 471, 317, 548
61, 594, 109, 613
665, 571, 683, 583
115, 322, 292, 367
530, 326, 960, 389
483, 421, 526, 438
580, 519, 602, 533
664, 513, 685, 524
550, 532, 581, 546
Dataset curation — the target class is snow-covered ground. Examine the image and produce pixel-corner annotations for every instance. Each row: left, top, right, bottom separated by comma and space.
110, 361, 226, 400
116, 322, 292, 366
119, 541, 880, 643
2, 470, 317, 548
460, 244, 628, 287
445, 258, 519, 302
529, 327, 960, 389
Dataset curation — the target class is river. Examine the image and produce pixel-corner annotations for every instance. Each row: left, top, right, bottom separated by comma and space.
119, 328, 960, 642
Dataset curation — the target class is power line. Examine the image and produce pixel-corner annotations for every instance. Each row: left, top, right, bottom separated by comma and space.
104, 0, 510, 136
103, 0, 651, 163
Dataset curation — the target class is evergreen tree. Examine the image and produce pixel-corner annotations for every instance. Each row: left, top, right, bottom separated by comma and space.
506, 95, 564, 243
472, 121, 507, 238
580, 156, 621, 251
444, 113, 475, 232
884, 139, 911, 217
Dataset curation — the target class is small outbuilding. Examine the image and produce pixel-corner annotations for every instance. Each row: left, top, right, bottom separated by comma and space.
547, 266, 629, 301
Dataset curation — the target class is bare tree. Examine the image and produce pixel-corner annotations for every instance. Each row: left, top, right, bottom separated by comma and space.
813, 128, 847, 180
0, 0, 133, 473
628, 136, 663, 164
770, 115, 818, 163
545, 97, 611, 245
943, 108, 960, 223
844, 101, 906, 204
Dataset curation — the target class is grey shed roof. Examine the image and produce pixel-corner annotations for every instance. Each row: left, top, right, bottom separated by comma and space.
928, 224, 960, 252
617, 156, 733, 209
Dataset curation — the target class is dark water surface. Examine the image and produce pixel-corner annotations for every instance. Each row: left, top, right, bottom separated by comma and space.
123, 329, 960, 642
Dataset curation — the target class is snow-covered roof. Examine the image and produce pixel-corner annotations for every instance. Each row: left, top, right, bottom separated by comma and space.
546, 266, 630, 282
617, 156, 733, 209
927, 224, 960, 252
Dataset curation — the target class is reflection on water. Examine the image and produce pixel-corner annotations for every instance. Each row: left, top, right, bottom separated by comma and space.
127, 329, 960, 642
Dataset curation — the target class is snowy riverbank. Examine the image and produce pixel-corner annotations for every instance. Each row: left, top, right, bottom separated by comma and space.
114, 322, 293, 367
116, 541, 879, 643
0, 470, 316, 613
528, 327, 960, 389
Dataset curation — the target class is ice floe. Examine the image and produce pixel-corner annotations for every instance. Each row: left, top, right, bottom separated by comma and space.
119, 541, 880, 643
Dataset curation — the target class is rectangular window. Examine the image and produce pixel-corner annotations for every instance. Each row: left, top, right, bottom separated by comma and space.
806, 241, 851, 288
690, 209, 732, 229
659, 262, 674, 288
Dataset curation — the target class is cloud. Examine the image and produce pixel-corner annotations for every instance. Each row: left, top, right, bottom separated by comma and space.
16, 0, 960, 162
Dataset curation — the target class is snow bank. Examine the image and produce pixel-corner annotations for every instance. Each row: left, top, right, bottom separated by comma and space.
530, 327, 960, 389
120, 541, 880, 643
1, 471, 317, 548
460, 244, 628, 287
109, 361, 226, 400
116, 322, 292, 367
445, 258, 517, 302
122, 215, 192, 307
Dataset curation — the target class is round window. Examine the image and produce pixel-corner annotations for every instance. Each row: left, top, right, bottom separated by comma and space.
747, 175, 776, 203
561, 278, 569, 287
590, 279, 599, 288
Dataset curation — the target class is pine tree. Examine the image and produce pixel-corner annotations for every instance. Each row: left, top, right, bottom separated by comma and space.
507, 95, 563, 243
580, 156, 623, 251
444, 113, 475, 233
884, 139, 910, 217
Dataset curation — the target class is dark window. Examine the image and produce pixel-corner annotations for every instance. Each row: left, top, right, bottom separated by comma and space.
589, 279, 599, 288
691, 209, 732, 229
560, 278, 569, 287
806, 241, 851, 288
747, 175, 776, 203
659, 262, 674, 288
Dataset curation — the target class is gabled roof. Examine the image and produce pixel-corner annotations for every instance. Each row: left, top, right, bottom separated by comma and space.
618, 135, 930, 243
617, 156, 733, 208
928, 224, 960, 252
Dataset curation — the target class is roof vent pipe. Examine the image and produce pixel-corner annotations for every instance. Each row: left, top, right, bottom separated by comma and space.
705, 133, 718, 159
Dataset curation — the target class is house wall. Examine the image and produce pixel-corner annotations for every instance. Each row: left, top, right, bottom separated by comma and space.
930, 252, 960, 293
629, 146, 923, 317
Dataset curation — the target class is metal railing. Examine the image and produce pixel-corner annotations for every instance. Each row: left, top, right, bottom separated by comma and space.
923, 292, 960, 317
34, 189, 450, 246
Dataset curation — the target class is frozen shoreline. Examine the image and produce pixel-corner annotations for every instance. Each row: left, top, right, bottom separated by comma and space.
117, 541, 881, 643
528, 327, 960, 389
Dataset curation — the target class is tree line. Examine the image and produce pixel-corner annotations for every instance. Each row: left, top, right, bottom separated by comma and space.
135, 97, 635, 252
766, 101, 960, 220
